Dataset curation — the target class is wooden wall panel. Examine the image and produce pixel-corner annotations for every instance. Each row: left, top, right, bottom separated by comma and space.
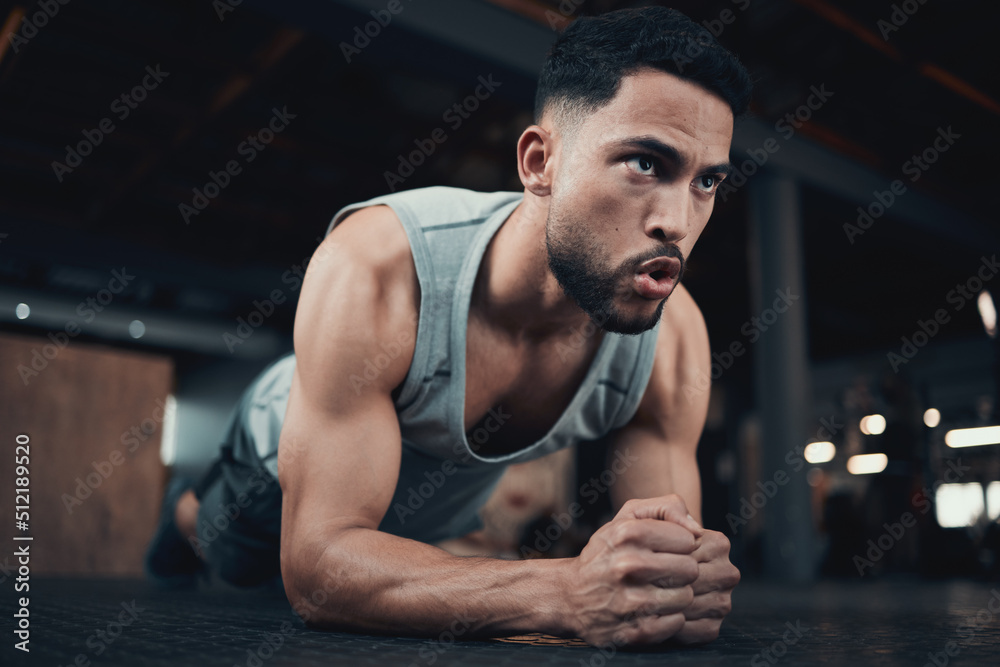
0, 332, 173, 575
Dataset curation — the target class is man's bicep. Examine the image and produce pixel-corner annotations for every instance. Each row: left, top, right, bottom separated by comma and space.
278, 370, 404, 535
278, 204, 419, 541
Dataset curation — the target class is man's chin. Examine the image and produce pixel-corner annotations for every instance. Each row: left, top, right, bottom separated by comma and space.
600, 320, 659, 336
588, 302, 664, 336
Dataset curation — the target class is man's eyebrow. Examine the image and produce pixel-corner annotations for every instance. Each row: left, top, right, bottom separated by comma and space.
710, 162, 734, 177
616, 136, 733, 176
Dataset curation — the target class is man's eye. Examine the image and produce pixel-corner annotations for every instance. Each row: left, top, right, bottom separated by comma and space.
626, 156, 657, 176
695, 174, 723, 194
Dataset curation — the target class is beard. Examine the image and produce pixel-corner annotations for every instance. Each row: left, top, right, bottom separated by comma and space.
545, 209, 684, 336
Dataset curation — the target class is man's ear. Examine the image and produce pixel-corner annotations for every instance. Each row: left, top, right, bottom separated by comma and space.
516, 124, 556, 197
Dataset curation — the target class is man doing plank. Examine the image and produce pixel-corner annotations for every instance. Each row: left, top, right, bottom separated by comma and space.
146, 6, 752, 648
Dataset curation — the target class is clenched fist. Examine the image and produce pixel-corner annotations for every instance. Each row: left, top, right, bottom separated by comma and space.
671, 527, 740, 644
561, 494, 739, 648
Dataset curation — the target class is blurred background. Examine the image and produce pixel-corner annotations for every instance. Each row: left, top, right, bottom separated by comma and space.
0, 0, 997, 583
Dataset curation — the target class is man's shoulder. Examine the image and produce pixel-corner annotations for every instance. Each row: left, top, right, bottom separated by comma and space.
638, 284, 711, 411
657, 284, 710, 359
388, 186, 523, 227
384, 185, 521, 207
620, 283, 713, 436
296, 205, 419, 392
323, 204, 413, 275
330, 186, 522, 238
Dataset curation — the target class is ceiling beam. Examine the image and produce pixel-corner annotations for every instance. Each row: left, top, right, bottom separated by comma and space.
246, 0, 554, 78
246, 0, 996, 253
98, 26, 305, 221
790, 0, 1000, 116
730, 118, 998, 252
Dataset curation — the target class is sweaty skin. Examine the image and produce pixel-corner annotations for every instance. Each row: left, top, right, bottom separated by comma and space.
189, 67, 739, 647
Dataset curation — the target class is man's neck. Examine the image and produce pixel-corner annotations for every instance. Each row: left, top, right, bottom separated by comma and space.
472, 195, 596, 341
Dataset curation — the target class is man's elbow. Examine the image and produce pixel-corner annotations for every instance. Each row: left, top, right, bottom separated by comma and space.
281, 530, 360, 629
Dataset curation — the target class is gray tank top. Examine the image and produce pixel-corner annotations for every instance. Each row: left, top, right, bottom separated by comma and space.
239, 186, 661, 543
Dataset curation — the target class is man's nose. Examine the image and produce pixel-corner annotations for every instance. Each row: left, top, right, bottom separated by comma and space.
643, 190, 692, 243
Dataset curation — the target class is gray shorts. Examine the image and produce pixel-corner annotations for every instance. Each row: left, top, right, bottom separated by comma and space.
192, 421, 283, 588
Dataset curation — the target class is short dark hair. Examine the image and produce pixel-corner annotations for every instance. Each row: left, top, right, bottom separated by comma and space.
535, 6, 752, 124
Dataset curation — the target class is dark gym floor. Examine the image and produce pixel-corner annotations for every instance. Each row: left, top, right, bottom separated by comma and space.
3, 577, 999, 666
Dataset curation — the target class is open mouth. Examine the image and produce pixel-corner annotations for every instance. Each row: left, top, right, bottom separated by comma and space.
636, 255, 681, 282
648, 269, 668, 281
633, 255, 681, 300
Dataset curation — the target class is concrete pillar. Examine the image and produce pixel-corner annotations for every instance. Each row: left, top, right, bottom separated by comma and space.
747, 169, 816, 581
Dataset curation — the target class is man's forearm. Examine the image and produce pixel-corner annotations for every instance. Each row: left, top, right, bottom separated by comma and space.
607, 436, 703, 523
286, 525, 573, 639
